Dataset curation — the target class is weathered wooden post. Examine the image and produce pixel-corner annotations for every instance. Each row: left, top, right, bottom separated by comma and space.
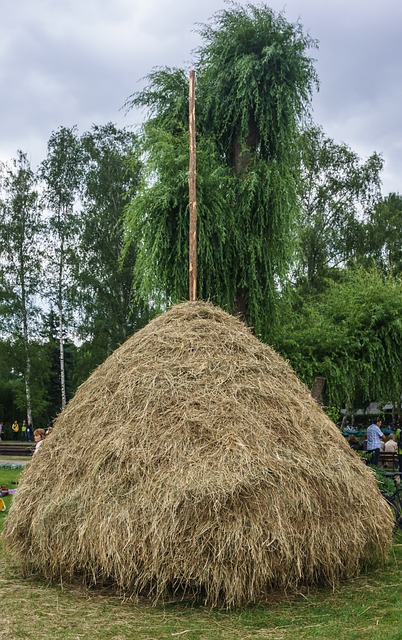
188, 69, 197, 302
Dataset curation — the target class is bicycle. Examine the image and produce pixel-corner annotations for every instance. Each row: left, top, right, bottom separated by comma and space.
381, 471, 402, 533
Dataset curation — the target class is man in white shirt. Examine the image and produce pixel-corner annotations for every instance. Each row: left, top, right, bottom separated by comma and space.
366, 418, 385, 466
384, 434, 398, 453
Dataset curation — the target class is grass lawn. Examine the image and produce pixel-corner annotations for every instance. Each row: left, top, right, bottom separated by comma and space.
0, 465, 23, 524
1, 466, 402, 640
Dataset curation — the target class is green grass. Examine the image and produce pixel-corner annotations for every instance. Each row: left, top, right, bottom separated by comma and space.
1, 467, 402, 639
0, 465, 22, 530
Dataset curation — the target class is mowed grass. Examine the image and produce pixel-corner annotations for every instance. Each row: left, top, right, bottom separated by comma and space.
1, 466, 402, 640
0, 466, 22, 523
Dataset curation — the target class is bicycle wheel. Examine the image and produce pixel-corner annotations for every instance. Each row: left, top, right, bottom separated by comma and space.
384, 497, 401, 533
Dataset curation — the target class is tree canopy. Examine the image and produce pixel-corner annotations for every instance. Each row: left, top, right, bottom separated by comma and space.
124, 2, 318, 341
364, 193, 402, 276
295, 126, 383, 294
275, 267, 402, 413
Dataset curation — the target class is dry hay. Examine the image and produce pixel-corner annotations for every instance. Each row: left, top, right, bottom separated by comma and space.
3, 301, 393, 607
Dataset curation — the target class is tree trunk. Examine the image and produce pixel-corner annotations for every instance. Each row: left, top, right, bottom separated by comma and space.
311, 376, 326, 405
59, 306, 66, 411
231, 117, 259, 325
234, 287, 248, 324
231, 117, 259, 173
20, 248, 33, 426
22, 296, 33, 426
58, 233, 67, 411
342, 402, 353, 428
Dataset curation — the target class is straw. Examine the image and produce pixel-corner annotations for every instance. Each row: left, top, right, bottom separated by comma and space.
3, 301, 393, 607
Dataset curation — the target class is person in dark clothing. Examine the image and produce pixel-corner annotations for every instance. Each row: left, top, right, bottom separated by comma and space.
348, 435, 361, 451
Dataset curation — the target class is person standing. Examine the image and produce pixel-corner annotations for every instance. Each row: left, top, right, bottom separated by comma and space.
26, 421, 33, 442
11, 420, 19, 441
0, 422, 3, 440
395, 423, 402, 473
366, 418, 385, 466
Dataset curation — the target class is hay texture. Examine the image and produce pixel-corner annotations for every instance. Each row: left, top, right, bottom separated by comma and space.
4, 301, 393, 607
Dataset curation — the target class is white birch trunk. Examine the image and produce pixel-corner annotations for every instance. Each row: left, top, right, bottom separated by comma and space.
59, 229, 67, 411
59, 305, 66, 410
21, 251, 33, 427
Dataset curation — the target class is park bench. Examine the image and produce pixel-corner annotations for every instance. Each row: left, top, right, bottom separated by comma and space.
379, 451, 398, 470
0, 442, 35, 457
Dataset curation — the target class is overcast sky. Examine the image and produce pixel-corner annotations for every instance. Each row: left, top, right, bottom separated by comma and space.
1, 0, 401, 194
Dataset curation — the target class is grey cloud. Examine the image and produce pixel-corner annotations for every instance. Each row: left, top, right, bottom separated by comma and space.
0, 0, 401, 194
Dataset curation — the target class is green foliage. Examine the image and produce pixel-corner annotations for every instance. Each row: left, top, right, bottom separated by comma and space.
0, 467, 23, 534
40, 126, 86, 410
372, 465, 397, 496
296, 126, 383, 293
0, 8, 400, 429
74, 123, 152, 382
365, 192, 402, 276
0, 124, 153, 421
40, 126, 82, 213
276, 267, 402, 410
0, 152, 44, 333
124, 3, 318, 341
125, 67, 189, 134
40, 126, 83, 317
196, 2, 318, 164
356, 449, 371, 464
0, 312, 78, 428
38, 311, 77, 421
323, 405, 340, 423
0, 151, 46, 425
124, 128, 234, 309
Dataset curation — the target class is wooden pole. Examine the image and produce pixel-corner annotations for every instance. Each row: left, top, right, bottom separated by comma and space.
188, 69, 197, 302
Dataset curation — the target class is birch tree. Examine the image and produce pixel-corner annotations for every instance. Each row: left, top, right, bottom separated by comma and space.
0, 151, 44, 425
295, 126, 383, 293
40, 126, 82, 412
365, 192, 402, 276
74, 123, 150, 382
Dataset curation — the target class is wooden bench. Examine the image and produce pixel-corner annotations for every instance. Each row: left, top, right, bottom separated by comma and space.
0, 443, 35, 457
379, 451, 399, 470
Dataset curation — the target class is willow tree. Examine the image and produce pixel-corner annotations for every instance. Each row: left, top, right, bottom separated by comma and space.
275, 267, 402, 414
124, 3, 318, 340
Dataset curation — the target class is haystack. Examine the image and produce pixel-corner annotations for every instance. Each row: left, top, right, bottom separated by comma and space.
4, 301, 393, 607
